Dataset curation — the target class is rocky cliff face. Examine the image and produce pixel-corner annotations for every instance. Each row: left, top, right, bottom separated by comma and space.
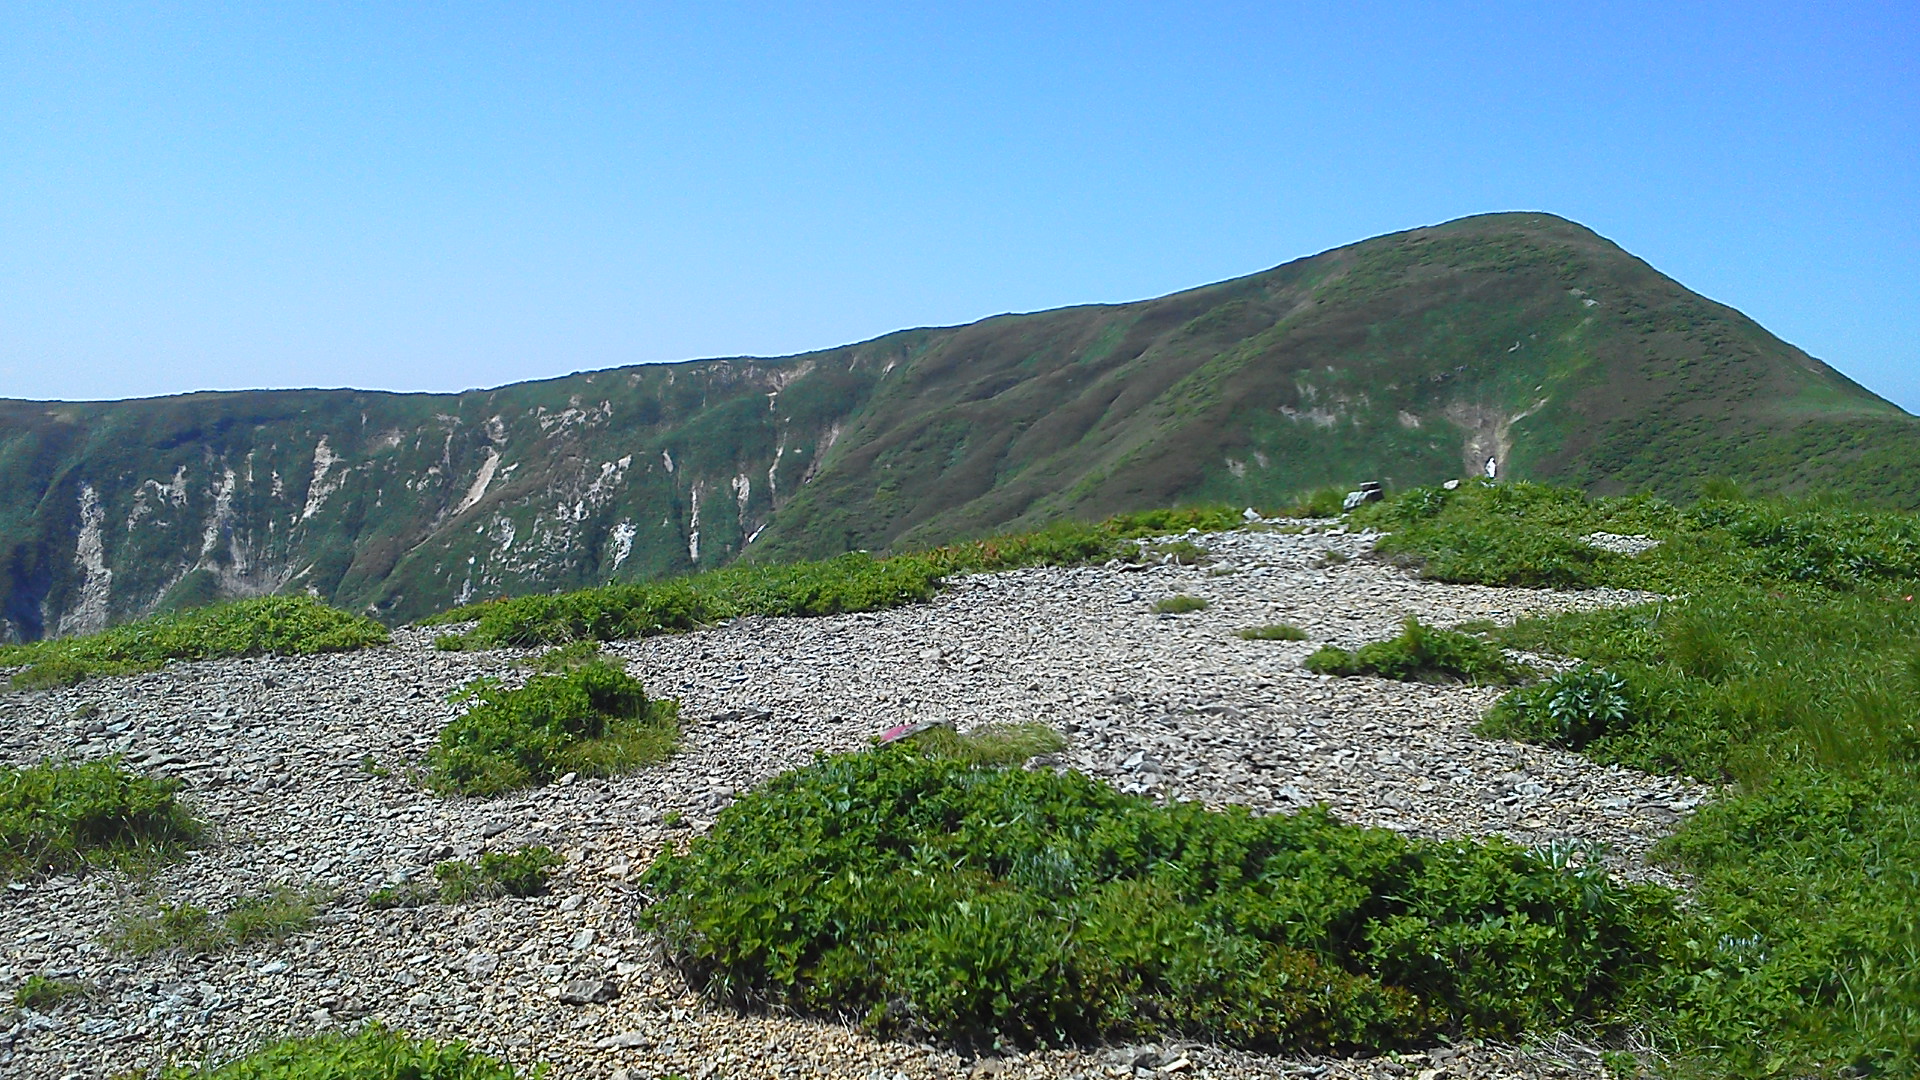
5, 212, 1915, 639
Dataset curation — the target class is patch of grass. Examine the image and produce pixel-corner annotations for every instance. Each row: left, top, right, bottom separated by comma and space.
1151, 594, 1210, 615
13, 974, 88, 1010
424, 511, 1260, 651
1133, 539, 1210, 566
109, 887, 322, 955
426, 649, 680, 797
366, 880, 437, 910
1280, 486, 1350, 518
0, 759, 201, 880
640, 747, 1677, 1054
434, 845, 562, 902
1237, 623, 1308, 641
152, 1022, 535, 1078
894, 722, 1067, 766
1365, 481, 1920, 1075
0, 595, 388, 689
1304, 617, 1532, 685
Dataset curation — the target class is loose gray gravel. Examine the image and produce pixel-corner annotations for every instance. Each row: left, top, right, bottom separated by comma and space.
0, 525, 1707, 1079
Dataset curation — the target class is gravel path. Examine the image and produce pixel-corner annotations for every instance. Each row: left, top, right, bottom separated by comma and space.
0, 526, 1708, 1078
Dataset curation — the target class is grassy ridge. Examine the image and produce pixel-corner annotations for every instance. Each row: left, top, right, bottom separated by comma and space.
0, 595, 389, 689
427, 507, 1253, 649
1359, 481, 1920, 1076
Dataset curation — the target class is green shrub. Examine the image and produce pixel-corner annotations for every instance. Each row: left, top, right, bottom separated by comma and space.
1304, 618, 1532, 685
1133, 539, 1210, 566
426, 653, 679, 796
435, 846, 562, 902
0, 759, 201, 880
13, 974, 88, 1010
640, 748, 1676, 1053
0, 595, 389, 688
152, 1023, 535, 1078
1237, 623, 1308, 641
109, 887, 321, 955
1152, 594, 1210, 615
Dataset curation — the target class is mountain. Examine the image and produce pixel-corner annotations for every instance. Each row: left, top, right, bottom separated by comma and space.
5, 211, 1917, 640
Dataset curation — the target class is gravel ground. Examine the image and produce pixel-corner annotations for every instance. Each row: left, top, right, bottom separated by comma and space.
0, 526, 1708, 1078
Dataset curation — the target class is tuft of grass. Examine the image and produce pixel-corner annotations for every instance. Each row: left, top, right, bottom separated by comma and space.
13, 974, 89, 1010
640, 747, 1676, 1054
434, 845, 562, 902
0, 595, 388, 689
1237, 623, 1308, 641
1151, 594, 1210, 615
426, 649, 680, 797
0, 759, 201, 880
366, 880, 437, 910
151, 1023, 536, 1079
895, 723, 1067, 767
1304, 617, 1532, 685
109, 887, 322, 955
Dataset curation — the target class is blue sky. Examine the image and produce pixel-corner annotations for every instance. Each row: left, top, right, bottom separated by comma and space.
2, 3, 1915, 408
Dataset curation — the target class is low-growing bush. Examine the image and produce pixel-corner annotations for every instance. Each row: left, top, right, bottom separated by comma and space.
1152, 594, 1210, 615
1237, 623, 1308, 641
152, 1022, 534, 1079
366, 880, 437, 910
13, 974, 88, 1010
435, 845, 562, 902
109, 886, 321, 955
1304, 618, 1531, 685
0, 759, 201, 880
640, 748, 1677, 1053
426, 650, 679, 796
0, 595, 389, 688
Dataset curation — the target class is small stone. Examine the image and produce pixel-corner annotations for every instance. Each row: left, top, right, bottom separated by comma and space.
558, 978, 618, 1005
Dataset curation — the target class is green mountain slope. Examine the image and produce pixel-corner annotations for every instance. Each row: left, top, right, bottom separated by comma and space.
3, 212, 1914, 639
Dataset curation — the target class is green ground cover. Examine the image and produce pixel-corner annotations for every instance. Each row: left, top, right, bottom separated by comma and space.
641, 735, 1674, 1054
1357, 480, 1920, 1076
0, 759, 200, 880
427, 508, 1250, 649
0, 595, 389, 689
152, 1023, 536, 1078
1303, 617, 1532, 684
425, 648, 679, 796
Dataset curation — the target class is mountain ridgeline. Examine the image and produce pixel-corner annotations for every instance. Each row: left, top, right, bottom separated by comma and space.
4, 212, 1915, 640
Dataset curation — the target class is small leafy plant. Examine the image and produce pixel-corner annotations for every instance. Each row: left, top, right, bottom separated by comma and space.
434, 845, 563, 902
1237, 623, 1309, 641
426, 649, 679, 796
1481, 667, 1634, 749
13, 974, 89, 1010
1304, 618, 1532, 685
366, 880, 437, 910
1152, 594, 1210, 615
0, 759, 201, 880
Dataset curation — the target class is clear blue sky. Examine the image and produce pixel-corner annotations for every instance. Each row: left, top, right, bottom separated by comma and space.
2, 3, 1915, 408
